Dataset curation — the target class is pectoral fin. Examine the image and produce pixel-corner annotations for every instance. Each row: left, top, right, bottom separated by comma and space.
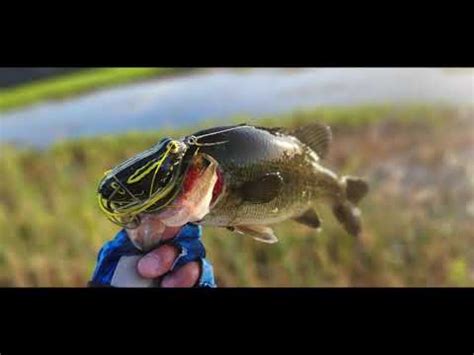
293, 208, 321, 229
239, 173, 283, 204
232, 225, 279, 244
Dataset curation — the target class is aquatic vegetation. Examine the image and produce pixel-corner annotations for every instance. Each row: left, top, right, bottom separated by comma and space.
0, 104, 472, 286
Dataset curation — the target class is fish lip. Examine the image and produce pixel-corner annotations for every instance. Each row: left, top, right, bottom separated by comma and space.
174, 151, 225, 211
201, 154, 225, 209
209, 176, 225, 209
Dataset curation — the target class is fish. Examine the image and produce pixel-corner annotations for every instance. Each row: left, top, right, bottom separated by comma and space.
97, 123, 369, 250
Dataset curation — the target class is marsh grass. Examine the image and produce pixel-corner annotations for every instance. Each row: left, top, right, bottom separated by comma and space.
0, 105, 473, 286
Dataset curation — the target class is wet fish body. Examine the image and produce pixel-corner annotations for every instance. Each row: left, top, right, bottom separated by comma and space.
98, 123, 369, 247
189, 124, 368, 242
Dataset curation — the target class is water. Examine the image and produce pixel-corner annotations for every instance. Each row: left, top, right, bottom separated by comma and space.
0, 68, 472, 147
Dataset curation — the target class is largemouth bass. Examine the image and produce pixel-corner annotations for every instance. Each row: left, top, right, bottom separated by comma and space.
98, 123, 369, 250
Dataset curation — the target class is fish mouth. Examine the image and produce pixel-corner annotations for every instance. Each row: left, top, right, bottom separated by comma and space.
184, 153, 225, 206
97, 134, 226, 229
97, 138, 190, 228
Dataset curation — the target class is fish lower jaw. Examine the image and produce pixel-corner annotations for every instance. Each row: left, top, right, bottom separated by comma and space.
158, 187, 216, 227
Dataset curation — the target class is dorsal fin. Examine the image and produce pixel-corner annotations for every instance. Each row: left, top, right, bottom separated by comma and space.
291, 123, 332, 159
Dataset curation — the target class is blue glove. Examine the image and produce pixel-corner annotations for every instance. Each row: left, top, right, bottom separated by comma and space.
89, 223, 216, 288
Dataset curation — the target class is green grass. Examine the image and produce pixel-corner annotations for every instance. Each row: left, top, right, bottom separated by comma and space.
0, 104, 472, 286
0, 68, 188, 113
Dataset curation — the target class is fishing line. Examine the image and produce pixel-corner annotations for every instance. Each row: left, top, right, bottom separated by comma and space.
185, 124, 248, 147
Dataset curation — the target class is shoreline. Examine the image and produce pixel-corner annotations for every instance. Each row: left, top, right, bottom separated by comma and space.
0, 68, 193, 113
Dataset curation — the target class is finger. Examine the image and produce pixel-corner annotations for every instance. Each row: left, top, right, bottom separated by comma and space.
127, 214, 183, 249
137, 244, 179, 279
161, 261, 201, 288
126, 214, 166, 249
161, 226, 182, 241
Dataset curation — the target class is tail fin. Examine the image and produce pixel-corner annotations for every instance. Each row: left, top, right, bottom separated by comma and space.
343, 176, 369, 204
332, 176, 369, 237
332, 201, 362, 237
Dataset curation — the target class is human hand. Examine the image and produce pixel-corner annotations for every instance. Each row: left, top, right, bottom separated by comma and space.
135, 223, 214, 287
89, 222, 216, 288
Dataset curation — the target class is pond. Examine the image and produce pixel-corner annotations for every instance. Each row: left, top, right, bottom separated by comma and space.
0, 68, 472, 147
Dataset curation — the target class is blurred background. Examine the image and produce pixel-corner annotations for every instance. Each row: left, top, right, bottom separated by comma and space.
0, 67, 473, 287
